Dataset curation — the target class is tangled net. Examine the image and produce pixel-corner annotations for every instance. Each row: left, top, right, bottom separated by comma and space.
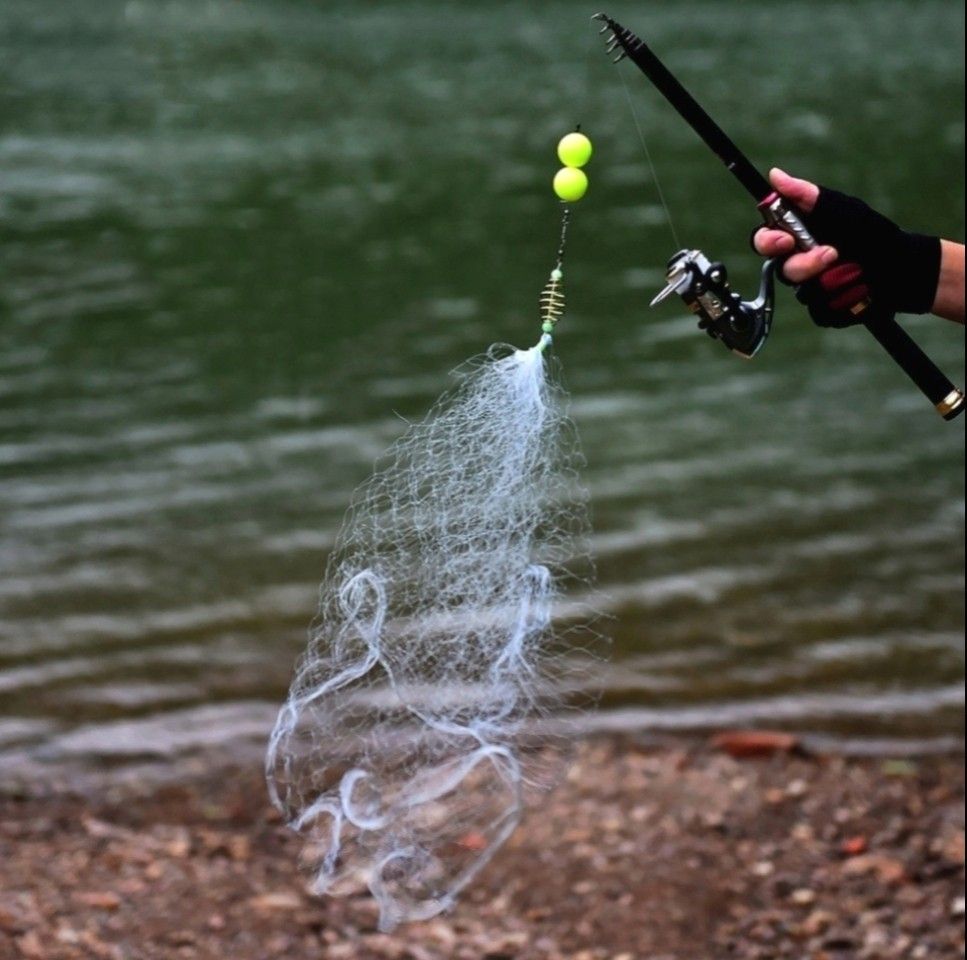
266, 340, 596, 930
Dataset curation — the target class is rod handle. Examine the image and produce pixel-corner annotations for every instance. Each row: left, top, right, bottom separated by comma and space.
862, 312, 965, 419
760, 195, 965, 420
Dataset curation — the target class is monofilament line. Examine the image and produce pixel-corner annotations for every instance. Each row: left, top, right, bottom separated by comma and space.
556, 204, 570, 270
619, 65, 682, 250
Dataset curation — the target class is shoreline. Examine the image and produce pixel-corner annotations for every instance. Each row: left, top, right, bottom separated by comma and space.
2, 711, 963, 803
1, 735, 964, 959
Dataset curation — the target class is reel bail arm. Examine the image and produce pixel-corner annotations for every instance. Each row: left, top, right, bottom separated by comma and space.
652, 250, 777, 358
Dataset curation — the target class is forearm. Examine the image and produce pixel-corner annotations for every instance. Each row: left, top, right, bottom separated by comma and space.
932, 239, 965, 324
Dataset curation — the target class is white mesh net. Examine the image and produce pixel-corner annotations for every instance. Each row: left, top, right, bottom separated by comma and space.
266, 339, 596, 930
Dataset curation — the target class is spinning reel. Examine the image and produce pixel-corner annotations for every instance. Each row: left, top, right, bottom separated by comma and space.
651, 250, 778, 359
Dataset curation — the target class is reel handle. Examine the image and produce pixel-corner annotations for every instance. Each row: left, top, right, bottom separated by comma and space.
759, 194, 965, 420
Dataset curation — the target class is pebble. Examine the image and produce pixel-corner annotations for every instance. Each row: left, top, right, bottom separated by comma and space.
72, 890, 120, 911
841, 854, 907, 885
841, 835, 868, 856
248, 892, 303, 911
801, 908, 834, 936
16, 932, 45, 959
786, 779, 808, 797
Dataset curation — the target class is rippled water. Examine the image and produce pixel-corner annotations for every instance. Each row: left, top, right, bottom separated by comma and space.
1, 0, 964, 781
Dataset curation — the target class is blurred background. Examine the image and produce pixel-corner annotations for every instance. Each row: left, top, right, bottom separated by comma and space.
1, 0, 963, 786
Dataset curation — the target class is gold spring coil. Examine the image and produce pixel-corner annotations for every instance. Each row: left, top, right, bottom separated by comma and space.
539, 273, 566, 327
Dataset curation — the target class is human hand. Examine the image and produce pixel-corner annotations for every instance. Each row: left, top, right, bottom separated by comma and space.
752, 168, 942, 328
753, 169, 838, 283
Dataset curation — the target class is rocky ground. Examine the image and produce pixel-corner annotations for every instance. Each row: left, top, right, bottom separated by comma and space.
0, 736, 964, 960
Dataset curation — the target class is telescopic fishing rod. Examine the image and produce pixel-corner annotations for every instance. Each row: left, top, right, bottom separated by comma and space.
594, 13, 965, 421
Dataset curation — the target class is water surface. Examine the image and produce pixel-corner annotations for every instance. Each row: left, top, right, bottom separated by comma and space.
1, 0, 964, 781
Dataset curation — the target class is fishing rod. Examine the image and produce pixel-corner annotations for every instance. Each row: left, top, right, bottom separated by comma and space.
594, 13, 965, 421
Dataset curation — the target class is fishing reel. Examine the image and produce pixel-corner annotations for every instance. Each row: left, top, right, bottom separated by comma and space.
651, 249, 778, 359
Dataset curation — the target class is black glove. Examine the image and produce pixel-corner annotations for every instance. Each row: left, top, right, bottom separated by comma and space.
792, 188, 942, 328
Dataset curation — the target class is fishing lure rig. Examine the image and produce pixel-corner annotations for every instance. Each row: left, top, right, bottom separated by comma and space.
537, 131, 593, 350
594, 13, 965, 420
537, 206, 570, 350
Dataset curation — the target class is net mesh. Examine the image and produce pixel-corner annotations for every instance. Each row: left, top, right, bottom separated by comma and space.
266, 340, 596, 930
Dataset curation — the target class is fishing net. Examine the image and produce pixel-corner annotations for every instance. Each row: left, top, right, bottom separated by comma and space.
265, 338, 596, 930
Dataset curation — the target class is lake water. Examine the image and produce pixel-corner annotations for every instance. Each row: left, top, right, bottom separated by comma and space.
1, 0, 964, 783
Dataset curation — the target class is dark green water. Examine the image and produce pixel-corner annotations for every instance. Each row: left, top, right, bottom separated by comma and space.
1, 0, 964, 779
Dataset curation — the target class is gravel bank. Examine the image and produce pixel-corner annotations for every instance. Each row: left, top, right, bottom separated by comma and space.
1, 737, 963, 959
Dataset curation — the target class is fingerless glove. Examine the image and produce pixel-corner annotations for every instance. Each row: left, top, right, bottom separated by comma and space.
795, 188, 941, 327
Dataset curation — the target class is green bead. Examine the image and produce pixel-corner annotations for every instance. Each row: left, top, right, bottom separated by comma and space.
551, 268, 563, 280
542, 322, 554, 333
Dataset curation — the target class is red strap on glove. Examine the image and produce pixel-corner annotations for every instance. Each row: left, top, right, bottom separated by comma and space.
818, 262, 870, 314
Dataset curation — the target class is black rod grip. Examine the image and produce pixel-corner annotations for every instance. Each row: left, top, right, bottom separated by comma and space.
764, 198, 965, 420
862, 312, 965, 420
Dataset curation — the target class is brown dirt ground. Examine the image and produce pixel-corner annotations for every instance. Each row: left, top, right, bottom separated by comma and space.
1, 737, 964, 960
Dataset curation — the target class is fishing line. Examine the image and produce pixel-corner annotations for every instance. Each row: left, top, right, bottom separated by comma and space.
537, 206, 570, 344
584, 14, 681, 250
618, 62, 682, 250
